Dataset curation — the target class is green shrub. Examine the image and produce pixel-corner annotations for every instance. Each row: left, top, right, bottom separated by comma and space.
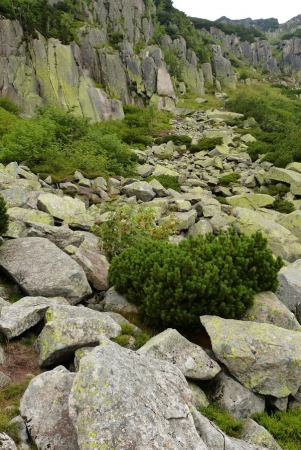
200, 404, 243, 438
154, 134, 192, 146
145, 175, 181, 192
189, 137, 223, 153
0, 195, 9, 236
253, 409, 301, 450
92, 204, 177, 259
272, 198, 295, 214
0, 97, 22, 115
108, 229, 283, 328
219, 173, 241, 186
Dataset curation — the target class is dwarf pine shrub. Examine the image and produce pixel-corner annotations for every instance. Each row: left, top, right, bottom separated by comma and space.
108, 229, 283, 328
0, 195, 9, 236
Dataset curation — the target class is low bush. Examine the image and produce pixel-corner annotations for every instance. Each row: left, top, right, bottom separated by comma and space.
272, 198, 295, 214
189, 137, 223, 153
200, 404, 243, 438
219, 173, 241, 186
154, 134, 192, 146
253, 409, 301, 450
145, 175, 181, 192
92, 204, 177, 259
0, 195, 9, 236
109, 229, 283, 328
0, 97, 22, 115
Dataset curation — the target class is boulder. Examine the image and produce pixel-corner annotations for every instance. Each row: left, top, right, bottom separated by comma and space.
243, 291, 301, 331
226, 194, 275, 210
268, 166, 301, 185
102, 287, 139, 314
0, 433, 18, 450
38, 306, 121, 366
200, 315, 301, 397
174, 209, 197, 231
232, 207, 301, 262
0, 186, 29, 208
26, 223, 85, 250
276, 259, 301, 313
0, 296, 69, 340
276, 210, 301, 242
211, 372, 265, 419
138, 328, 221, 380
72, 247, 109, 290
0, 238, 92, 305
241, 419, 282, 450
69, 336, 207, 449
0, 372, 12, 388
188, 382, 210, 409
121, 181, 156, 202
20, 366, 79, 450
8, 207, 54, 226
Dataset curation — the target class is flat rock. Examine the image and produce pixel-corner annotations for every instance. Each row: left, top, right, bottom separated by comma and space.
243, 291, 301, 331
268, 166, 301, 185
26, 223, 84, 250
8, 207, 54, 226
138, 328, 221, 380
211, 372, 265, 419
0, 238, 92, 305
69, 336, 207, 450
20, 366, 79, 450
0, 186, 29, 208
200, 315, 301, 397
0, 296, 69, 340
226, 194, 275, 210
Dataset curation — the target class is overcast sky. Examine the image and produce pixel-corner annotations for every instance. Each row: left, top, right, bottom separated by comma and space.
172, 1, 301, 24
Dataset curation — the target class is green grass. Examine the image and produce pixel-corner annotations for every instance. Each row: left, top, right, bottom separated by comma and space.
200, 404, 243, 438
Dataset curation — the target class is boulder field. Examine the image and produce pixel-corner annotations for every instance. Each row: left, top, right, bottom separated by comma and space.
1, 110, 301, 449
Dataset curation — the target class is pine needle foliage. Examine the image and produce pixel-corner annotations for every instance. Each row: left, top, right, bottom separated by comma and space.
109, 229, 283, 328
0, 195, 9, 236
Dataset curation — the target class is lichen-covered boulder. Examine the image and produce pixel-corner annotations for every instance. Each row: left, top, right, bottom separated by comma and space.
200, 315, 301, 398
188, 382, 209, 409
20, 366, 79, 450
72, 247, 109, 290
0, 238, 92, 305
268, 166, 301, 185
69, 336, 207, 450
0, 296, 69, 340
226, 194, 275, 210
8, 207, 54, 226
121, 181, 156, 202
241, 419, 282, 450
211, 372, 265, 419
26, 223, 84, 250
102, 287, 139, 314
276, 259, 301, 313
138, 328, 221, 380
243, 291, 301, 331
276, 210, 301, 242
38, 306, 121, 367
0, 186, 29, 208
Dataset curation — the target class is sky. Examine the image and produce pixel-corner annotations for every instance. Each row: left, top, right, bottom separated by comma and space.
172, 1, 301, 24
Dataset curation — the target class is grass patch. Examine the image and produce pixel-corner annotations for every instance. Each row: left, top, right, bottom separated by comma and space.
189, 137, 223, 153
200, 404, 243, 438
145, 174, 181, 192
219, 173, 241, 186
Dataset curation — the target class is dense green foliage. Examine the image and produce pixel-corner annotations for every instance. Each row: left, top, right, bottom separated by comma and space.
253, 409, 301, 450
219, 173, 241, 185
200, 404, 243, 438
92, 204, 177, 260
227, 87, 301, 167
272, 197, 295, 214
282, 29, 301, 40
0, 0, 82, 43
0, 97, 22, 116
189, 137, 223, 153
145, 174, 181, 192
190, 17, 265, 43
154, 134, 192, 146
109, 229, 283, 328
0, 195, 9, 236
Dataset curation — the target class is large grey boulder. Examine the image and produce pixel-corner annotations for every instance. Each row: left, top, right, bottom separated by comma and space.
0, 238, 92, 305
211, 372, 265, 419
0, 433, 18, 450
241, 419, 282, 450
226, 194, 275, 210
69, 336, 207, 450
243, 291, 301, 331
26, 223, 85, 250
20, 366, 79, 450
276, 210, 301, 242
276, 260, 301, 313
8, 207, 54, 226
0, 296, 69, 340
102, 286, 138, 313
138, 328, 221, 380
121, 181, 156, 201
200, 315, 301, 397
72, 247, 110, 290
37, 305, 121, 366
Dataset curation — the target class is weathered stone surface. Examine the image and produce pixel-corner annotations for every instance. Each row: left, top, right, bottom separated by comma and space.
0, 433, 18, 450
8, 416, 30, 449
276, 259, 301, 313
174, 209, 197, 230
0, 238, 92, 305
20, 366, 79, 450
138, 328, 221, 380
8, 207, 54, 226
0, 372, 12, 388
26, 223, 84, 250
226, 194, 275, 210
103, 286, 139, 313
136, 164, 154, 178
38, 308, 121, 366
232, 207, 301, 261
241, 419, 282, 450
121, 181, 155, 201
243, 291, 301, 331
0, 297, 10, 312
187, 220, 213, 236
0, 296, 69, 340
72, 247, 109, 290
211, 372, 265, 419
0, 186, 29, 208
268, 166, 301, 185
276, 210, 301, 242
188, 382, 209, 409
69, 336, 206, 450
200, 315, 301, 397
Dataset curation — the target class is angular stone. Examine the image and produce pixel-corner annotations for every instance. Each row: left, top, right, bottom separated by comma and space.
200, 315, 301, 397
0, 238, 92, 305
26, 222, 84, 250
148, 178, 168, 197
0, 433, 18, 450
138, 328, 221, 380
72, 247, 109, 290
187, 219, 213, 236
241, 419, 282, 450
38, 307, 121, 366
121, 181, 156, 202
276, 259, 301, 313
20, 366, 79, 450
226, 194, 275, 210
152, 164, 179, 178
102, 287, 138, 314
211, 372, 265, 419
8, 207, 54, 226
136, 164, 154, 178
174, 209, 197, 231
69, 336, 206, 449
0, 296, 69, 340
188, 382, 209, 409
0, 186, 29, 208
268, 166, 301, 185
243, 291, 301, 331
0, 372, 12, 388
276, 210, 301, 242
